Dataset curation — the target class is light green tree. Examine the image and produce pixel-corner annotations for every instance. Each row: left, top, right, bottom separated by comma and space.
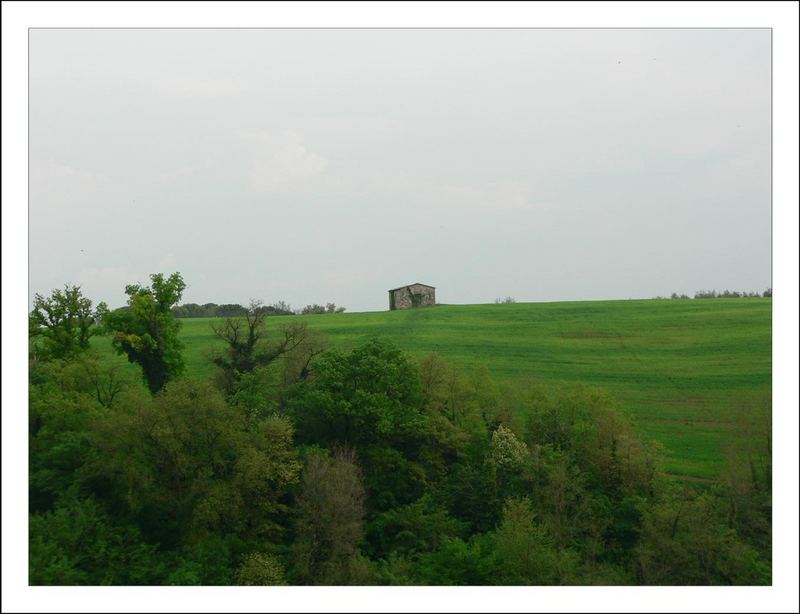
236, 553, 287, 585
493, 497, 574, 585
29, 284, 103, 360
103, 272, 186, 393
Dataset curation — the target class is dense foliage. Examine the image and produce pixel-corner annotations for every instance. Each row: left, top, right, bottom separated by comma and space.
28, 278, 771, 586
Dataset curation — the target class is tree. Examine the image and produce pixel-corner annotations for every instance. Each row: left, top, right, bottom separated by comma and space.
279, 328, 326, 389
29, 284, 102, 360
492, 497, 572, 585
211, 300, 314, 395
28, 362, 105, 513
636, 489, 770, 584
286, 339, 426, 452
87, 380, 300, 546
236, 553, 287, 585
211, 300, 268, 387
412, 534, 496, 585
418, 352, 483, 430
490, 424, 529, 473
300, 303, 346, 315
270, 300, 294, 315
291, 448, 371, 584
103, 272, 186, 393
29, 495, 164, 585
365, 494, 465, 560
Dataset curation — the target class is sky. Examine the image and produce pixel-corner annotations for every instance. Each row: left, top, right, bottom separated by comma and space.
28, 28, 771, 312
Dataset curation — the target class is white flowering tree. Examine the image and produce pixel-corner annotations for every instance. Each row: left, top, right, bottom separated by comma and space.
490, 424, 529, 472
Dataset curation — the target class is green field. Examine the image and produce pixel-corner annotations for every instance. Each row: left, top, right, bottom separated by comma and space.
94, 298, 771, 479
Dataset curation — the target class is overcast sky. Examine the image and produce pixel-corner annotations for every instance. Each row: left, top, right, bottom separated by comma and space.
29, 28, 771, 311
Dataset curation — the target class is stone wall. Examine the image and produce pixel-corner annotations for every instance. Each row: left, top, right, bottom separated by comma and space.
389, 284, 436, 310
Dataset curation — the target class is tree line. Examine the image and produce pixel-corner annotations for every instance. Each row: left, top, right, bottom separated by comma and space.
654, 289, 772, 300
173, 300, 345, 318
28, 273, 772, 585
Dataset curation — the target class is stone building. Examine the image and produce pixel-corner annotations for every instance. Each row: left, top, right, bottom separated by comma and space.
388, 283, 436, 310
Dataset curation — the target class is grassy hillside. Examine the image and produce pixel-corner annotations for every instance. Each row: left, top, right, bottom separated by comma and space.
94, 298, 771, 479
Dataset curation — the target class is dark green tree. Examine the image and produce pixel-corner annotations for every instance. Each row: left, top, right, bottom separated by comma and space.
28, 361, 104, 513
286, 338, 426, 451
365, 494, 465, 560
412, 534, 497, 585
103, 272, 186, 393
29, 495, 164, 585
29, 284, 102, 360
211, 301, 314, 395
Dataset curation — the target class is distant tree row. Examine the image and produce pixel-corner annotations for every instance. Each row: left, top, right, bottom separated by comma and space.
173, 301, 346, 318
300, 303, 347, 315
692, 289, 771, 299
654, 289, 772, 300
173, 302, 294, 318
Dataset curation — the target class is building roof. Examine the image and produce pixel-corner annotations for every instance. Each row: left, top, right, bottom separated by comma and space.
387, 282, 436, 292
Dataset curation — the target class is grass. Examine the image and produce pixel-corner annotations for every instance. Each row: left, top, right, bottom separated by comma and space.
93, 298, 771, 480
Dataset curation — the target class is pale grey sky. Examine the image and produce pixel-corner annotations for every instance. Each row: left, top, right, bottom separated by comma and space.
29, 28, 771, 311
